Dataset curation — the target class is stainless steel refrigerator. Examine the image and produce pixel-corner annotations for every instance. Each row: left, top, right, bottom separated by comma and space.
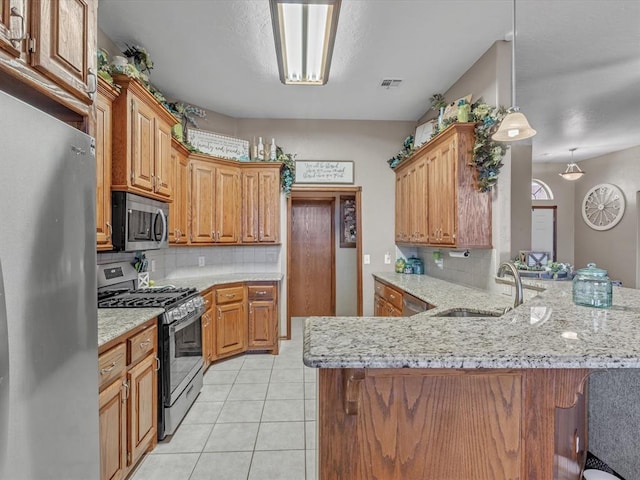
0, 91, 99, 479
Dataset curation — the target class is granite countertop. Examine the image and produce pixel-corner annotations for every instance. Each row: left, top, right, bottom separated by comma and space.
304, 273, 640, 369
98, 272, 283, 347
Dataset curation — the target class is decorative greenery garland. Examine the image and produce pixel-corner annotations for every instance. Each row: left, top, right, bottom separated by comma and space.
388, 95, 509, 192
276, 146, 296, 196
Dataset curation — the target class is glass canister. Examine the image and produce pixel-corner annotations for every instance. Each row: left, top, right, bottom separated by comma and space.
572, 263, 612, 308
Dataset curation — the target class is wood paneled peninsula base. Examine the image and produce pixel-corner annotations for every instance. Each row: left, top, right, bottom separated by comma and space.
318, 367, 590, 480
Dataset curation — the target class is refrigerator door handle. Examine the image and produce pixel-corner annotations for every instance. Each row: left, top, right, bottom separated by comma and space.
0, 257, 10, 467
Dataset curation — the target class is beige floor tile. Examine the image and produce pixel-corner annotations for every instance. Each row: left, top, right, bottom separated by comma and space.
262, 399, 305, 422
248, 450, 306, 480
255, 421, 305, 450
190, 452, 252, 480
203, 422, 259, 452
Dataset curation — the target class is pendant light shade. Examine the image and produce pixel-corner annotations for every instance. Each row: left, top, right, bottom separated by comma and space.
269, 0, 341, 86
559, 148, 585, 180
492, 0, 536, 142
492, 107, 537, 141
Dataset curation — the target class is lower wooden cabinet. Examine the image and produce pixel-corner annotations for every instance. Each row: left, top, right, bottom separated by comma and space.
373, 280, 403, 317
98, 319, 158, 480
215, 286, 247, 359
248, 283, 279, 354
201, 290, 215, 369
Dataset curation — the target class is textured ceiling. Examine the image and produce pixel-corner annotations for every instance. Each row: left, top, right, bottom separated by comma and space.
98, 0, 640, 163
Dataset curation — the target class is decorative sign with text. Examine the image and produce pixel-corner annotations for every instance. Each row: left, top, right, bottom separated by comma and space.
187, 128, 249, 161
294, 161, 354, 184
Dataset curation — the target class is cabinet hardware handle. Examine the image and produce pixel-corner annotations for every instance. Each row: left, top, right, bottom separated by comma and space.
157, 177, 162, 189
122, 379, 129, 402
139, 339, 151, 349
204, 299, 210, 306
100, 361, 118, 375
224, 293, 236, 298
211, 231, 216, 239
217, 308, 221, 320
87, 69, 97, 97
9, 7, 25, 48
155, 356, 160, 372
106, 222, 112, 240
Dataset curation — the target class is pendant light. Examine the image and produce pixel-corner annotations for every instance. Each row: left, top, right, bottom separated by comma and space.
492, 0, 536, 142
559, 148, 585, 181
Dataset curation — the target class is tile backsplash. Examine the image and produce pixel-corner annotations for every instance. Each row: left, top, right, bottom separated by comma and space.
97, 245, 282, 280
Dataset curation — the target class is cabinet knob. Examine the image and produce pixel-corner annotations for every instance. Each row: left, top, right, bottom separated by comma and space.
106, 222, 112, 240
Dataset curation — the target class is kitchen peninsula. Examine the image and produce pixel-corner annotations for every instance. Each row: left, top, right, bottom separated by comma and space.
304, 274, 640, 480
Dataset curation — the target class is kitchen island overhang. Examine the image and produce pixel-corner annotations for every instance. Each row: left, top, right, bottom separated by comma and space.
304, 281, 640, 480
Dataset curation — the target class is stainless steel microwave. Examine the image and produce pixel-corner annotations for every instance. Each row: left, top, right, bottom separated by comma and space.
112, 192, 169, 251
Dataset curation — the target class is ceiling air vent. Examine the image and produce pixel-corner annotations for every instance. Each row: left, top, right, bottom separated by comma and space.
380, 78, 403, 89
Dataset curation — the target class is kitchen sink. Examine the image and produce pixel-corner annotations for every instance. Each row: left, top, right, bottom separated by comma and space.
435, 309, 502, 318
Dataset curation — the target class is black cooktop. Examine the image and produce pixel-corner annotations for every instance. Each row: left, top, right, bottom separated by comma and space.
98, 287, 197, 309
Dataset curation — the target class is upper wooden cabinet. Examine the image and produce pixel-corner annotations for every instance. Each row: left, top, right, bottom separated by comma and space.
111, 74, 178, 202
169, 139, 190, 245
189, 154, 240, 245
242, 164, 281, 244
394, 123, 492, 249
0, 0, 97, 116
95, 77, 118, 251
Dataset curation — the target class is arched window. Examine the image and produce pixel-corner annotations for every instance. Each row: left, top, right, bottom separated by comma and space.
531, 179, 553, 200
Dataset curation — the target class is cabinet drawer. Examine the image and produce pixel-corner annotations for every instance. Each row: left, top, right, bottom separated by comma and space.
98, 343, 127, 391
128, 324, 158, 366
248, 285, 275, 301
374, 281, 385, 298
203, 290, 215, 310
384, 286, 403, 310
216, 285, 245, 304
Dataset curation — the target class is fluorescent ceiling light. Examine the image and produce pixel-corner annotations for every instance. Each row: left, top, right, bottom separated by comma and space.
270, 0, 341, 85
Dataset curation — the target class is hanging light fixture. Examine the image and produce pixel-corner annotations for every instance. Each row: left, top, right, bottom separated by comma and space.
559, 148, 585, 180
269, 0, 341, 86
492, 0, 536, 142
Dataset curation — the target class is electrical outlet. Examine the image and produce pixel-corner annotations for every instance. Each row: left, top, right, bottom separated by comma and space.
150, 259, 156, 272
363, 254, 371, 265
198, 256, 205, 267
384, 253, 391, 264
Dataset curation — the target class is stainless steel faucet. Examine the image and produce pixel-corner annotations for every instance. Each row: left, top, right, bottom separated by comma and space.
497, 261, 523, 308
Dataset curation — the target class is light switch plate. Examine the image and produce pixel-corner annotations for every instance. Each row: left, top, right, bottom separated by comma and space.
384, 253, 391, 264
364, 254, 371, 265
198, 256, 205, 267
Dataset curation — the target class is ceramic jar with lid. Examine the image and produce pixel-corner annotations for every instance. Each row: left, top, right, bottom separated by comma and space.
572, 263, 612, 308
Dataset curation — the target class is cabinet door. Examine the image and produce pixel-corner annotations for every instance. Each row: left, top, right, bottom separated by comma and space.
201, 310, 212, 370
154, 120, 173, 199
215, 165, 240, 243
248, 300, 275, 349
127, 354, 157, 468
190, 159, 216, 244
30, 0, 97, 101
215, 302, 246, 358
99, 379, 126, 480
374, 294, 386, 317
95, 89, 113, 250
0, 0, 22, 57
169, 145, 189, 244
395, 168, 412, 243
413, 157, 429, 243
130, 97, 155, 193
429, 141, 456, 245
258, 168, 280, 242
241, 169, 259, 243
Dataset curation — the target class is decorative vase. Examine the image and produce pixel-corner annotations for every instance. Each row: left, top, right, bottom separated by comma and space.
457, 100, 470, 123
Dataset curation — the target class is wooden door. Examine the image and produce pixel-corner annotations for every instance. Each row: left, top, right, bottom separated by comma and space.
130, 96, 155, 193
0, 0, 21, 57
215, 302, 246, 358
95, 85, 113, 250
30, 0, 96, 100
259, 168, 280, 242
241, 169, 259, 243
190, 159, 216, 244
154, 120, 173, 199
99, 379, 126, 480
428, 142, 456, 245
248, 300, 275, 348
127, 354, 157, 468
215, 165, 240, 243
290, 200, 335, 316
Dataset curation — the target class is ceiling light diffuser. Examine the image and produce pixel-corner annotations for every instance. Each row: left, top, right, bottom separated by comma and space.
270, 0, 341, 85
559, 148, 585, 180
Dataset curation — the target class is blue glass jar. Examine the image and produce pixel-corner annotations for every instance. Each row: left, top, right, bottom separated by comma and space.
572, 263, 612, 308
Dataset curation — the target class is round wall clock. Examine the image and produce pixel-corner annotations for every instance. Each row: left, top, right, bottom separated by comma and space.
581, 183, 625, 231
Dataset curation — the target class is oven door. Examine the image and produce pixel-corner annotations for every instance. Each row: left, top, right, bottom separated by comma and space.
164, 314, 203, 406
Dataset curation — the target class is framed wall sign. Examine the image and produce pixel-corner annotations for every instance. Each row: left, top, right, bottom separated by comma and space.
187, 128, 249, 161
294, 160, 354, 184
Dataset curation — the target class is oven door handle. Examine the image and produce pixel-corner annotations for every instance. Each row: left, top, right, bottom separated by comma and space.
169, 313, 200, 335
